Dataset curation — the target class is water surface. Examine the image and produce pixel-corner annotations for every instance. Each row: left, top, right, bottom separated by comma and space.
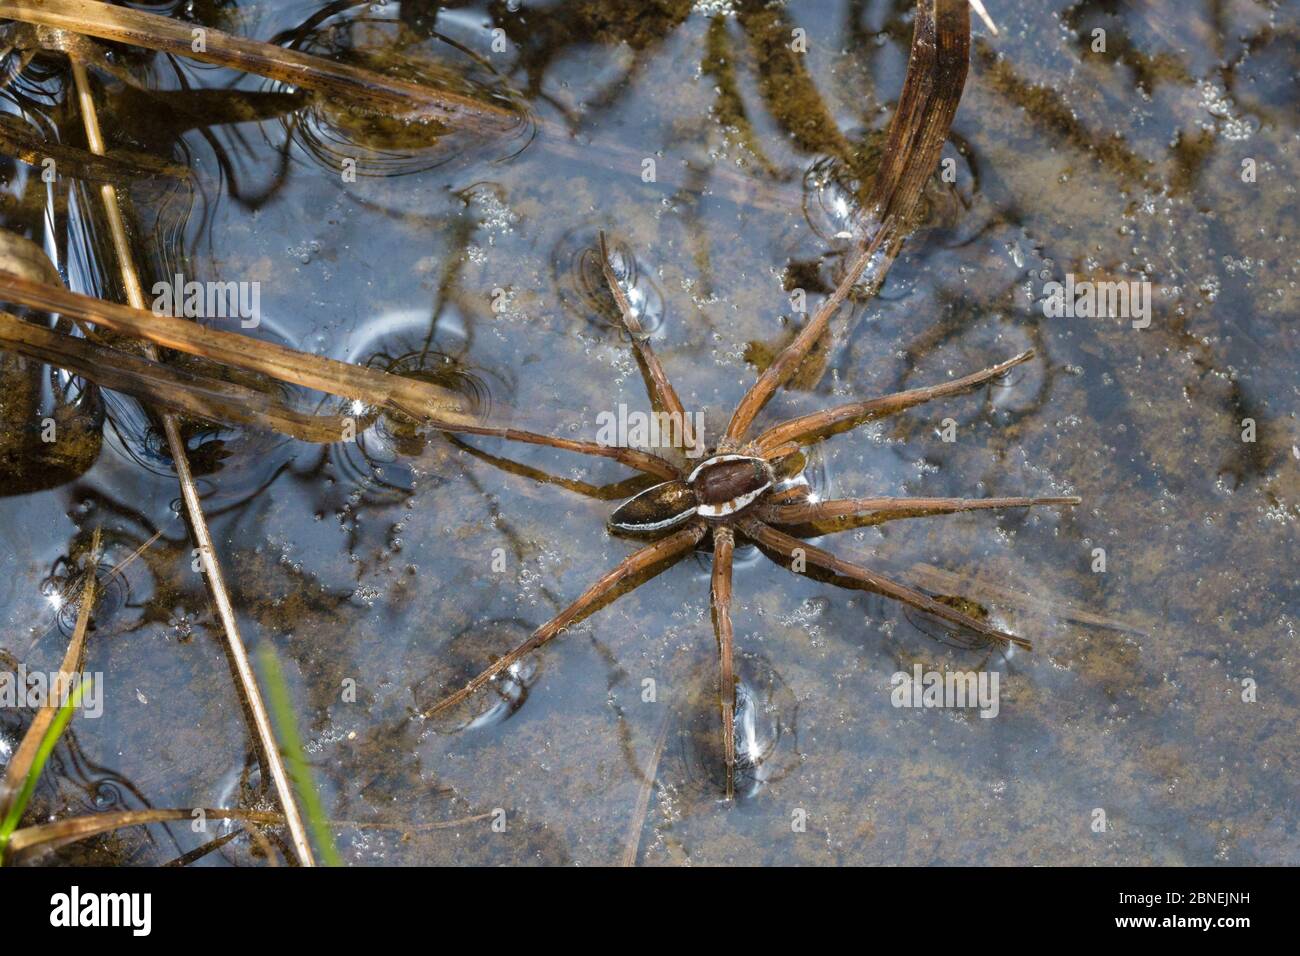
0, 0, 1296, 865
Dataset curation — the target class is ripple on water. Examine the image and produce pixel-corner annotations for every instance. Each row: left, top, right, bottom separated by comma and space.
669, 653, 799, 802
416, 618, 540, 733
551, 225, 666, 338
41, 531, 157, 641
99, 320, 309, 506
801, 142, 981, 298
328, 308, 499, 503
803, 154, 867, 247
264, 18, 534, 180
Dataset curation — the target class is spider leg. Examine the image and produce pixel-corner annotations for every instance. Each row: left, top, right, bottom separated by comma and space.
738, 518, 1030, 650
448, 435, 665, 501
724, 0, 971, 443
710, 525, 737, 801
428, 236, 690, 479
598, 231, 696, 453
755, 350, 1034, 454
760, 493, 1079, 531
447, 422, 679, 480
724, 229, 888, 443
426, 521, 706, 717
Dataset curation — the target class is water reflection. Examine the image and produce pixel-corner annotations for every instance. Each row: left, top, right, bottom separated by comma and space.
330, 306, 498, 502
264, 11, 534, 178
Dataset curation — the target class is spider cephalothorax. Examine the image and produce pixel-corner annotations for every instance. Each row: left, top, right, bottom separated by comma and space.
429, 1, 1079, 799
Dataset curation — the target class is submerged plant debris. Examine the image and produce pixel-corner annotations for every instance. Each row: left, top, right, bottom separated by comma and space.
0, 0, 1296, 866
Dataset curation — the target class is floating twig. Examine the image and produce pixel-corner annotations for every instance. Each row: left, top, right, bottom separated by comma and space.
0, 272, 681, 475
0, 113, 189, 183
68, 55, 318, 866
0, 271, 474, 425
4, 807, 277, 862
0, 0, 519, 130
4, 807, 499, 863
0, 310, 356, 443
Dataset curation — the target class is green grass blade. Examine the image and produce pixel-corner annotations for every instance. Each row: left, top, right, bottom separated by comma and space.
257, 646, 343, 866
0, 677, 91, 864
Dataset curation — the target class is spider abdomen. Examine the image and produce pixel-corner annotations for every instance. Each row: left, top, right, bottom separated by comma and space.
608, 479, 698, 533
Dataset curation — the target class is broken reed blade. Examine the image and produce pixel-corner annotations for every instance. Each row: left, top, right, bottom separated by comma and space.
0, 0, 519, 130
0, 113, 189, 184
0, 310, 351, 443
4, 808, 281, 863
0, 270, 475, 426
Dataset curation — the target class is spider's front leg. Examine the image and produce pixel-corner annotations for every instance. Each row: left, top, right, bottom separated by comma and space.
723, 0, 971, 445
448, 435, 665, 502
426, 521, 706, 717
739, 517, 1031, 650
598, 231, 697, 454
724, 229, 889, 443
448, 421, 679, 480
755, 350, 1035, 454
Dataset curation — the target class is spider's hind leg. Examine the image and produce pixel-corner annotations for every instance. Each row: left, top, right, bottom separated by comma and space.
740, 518, 1031, 651
710, 525, 737, 801
426, 522, 706, 717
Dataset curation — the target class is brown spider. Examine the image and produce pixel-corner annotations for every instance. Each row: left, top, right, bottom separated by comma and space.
428, 0, 1078, 797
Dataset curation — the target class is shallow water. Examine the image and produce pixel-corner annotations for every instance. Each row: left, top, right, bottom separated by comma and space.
0, 0, 1296, 865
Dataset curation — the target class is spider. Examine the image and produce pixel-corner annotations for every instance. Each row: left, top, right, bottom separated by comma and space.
425, 0, 1081, 798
